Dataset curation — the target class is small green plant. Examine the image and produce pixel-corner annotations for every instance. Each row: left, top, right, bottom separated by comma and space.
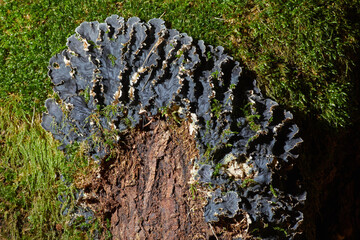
221, 128, 238, 140
206, 51, 212, 60
241, 102, 261, 132
104, 218, 113, 240
159, 105, 169, 118
211, 70, 219, 79
212, 162, 223, 177
123, 117, 133, 128
245, 134, 259, 148
103, 128, 120, 150
79, 86, 91, 104
189, 182, 198, 200
211, 99, 222, 118
241, 178, 258, 188
108, 54, 117, 66
91, 40, 101, 49
270, 184, 278, 198
273, 226, 288, 237
175, 49, 184, 58
204, 120, 211, 137
102, 104, 120, 122
85, 111, 102, 128
203, 143, 215, 163
248, 118, 261, 132
159, 105, 182, 124
268, 116, 273, 124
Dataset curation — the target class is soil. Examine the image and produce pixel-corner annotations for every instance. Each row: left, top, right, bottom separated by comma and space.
75, 116, 249, 240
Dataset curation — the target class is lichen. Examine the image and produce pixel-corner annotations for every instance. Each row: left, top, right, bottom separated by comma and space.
42, 15, 305, 239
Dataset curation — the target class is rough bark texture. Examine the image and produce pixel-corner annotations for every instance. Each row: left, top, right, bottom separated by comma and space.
76, 117, 219, 239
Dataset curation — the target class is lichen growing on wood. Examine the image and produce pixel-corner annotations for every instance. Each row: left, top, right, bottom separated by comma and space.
42, 15, 305, 239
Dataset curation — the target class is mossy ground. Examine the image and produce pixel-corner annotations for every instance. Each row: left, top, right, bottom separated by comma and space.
0, 96, 103, 239
0, 0, 359, 239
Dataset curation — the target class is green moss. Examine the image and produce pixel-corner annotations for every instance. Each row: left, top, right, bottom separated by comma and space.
222, 0, 360, 127
0, 96, 103, 239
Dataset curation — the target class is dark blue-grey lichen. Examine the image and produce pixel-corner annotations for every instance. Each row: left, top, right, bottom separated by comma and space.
42, 15, 305, 239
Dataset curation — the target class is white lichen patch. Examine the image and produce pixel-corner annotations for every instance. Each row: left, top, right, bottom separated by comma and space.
128, 86, 135, 100
64, 56, 71, 67
189, 113, 199, 136
222, 153, 254, 181
82, 39, 90, 51
113, 84, 123, 102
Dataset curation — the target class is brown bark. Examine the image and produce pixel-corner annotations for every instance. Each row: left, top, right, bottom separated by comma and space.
77, 116, 217, 239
